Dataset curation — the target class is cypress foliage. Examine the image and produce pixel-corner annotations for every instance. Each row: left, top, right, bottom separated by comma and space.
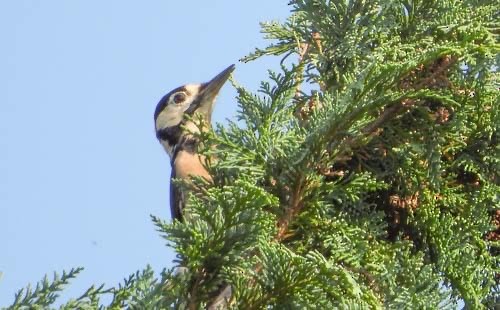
5, 0, 498, 308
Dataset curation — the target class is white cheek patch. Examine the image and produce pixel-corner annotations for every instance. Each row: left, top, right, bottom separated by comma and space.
156, 105, 183, 130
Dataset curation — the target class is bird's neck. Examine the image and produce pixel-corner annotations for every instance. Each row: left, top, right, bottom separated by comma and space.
173, 149, 212, 182
157, 120, 210, 157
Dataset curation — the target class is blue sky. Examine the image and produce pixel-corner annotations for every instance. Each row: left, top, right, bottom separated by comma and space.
1, 1, 289, 304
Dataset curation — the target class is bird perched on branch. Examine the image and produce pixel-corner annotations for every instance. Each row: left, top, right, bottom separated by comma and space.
154, 64, 235, 221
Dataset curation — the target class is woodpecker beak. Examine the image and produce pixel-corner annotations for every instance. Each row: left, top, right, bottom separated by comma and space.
186, 64, 235, 117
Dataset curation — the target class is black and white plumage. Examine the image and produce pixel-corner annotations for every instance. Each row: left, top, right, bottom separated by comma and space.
154, 64, 235, 221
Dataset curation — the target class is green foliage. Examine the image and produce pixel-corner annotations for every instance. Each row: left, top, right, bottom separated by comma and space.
4, 266, 173, 310
204, 0, 498, 307
6, 267, 108, 310
4, 0, 498, 308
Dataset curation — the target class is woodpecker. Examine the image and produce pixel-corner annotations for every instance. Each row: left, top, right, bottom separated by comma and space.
154, 64, 235, 221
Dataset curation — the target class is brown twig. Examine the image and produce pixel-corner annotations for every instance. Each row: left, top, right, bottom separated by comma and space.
294, 42, 310, 100
187, 271, 204, 310
312, 32, 323, 55
276, 175, 305, 241
295, 32, 325, 120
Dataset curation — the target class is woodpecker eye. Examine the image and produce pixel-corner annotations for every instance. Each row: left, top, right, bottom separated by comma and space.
172, 92, 186, 104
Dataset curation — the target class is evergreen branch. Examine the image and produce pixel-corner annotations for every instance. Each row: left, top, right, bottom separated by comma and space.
7, 267, 84, 309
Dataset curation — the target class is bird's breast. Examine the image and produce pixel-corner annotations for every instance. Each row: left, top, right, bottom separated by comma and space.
173, 150, 212, 182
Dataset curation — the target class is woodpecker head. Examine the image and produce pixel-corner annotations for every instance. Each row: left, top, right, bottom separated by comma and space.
154, 64, 235, 157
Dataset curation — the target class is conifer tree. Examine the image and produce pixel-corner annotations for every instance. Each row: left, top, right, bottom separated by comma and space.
5, 0, 498, 309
